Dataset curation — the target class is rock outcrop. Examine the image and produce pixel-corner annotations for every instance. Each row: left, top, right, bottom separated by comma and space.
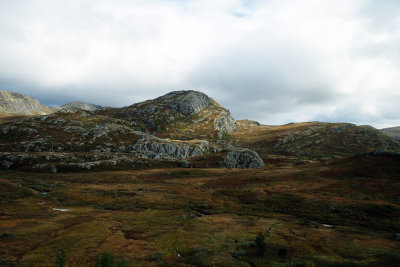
154, 90, 212, 115
0, 90, 51, 115
214, 111, 237, 138
131, 135, 207, 159
223, 148, 265, 169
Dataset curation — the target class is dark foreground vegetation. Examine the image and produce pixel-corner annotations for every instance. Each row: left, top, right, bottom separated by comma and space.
0, 154, 399, 266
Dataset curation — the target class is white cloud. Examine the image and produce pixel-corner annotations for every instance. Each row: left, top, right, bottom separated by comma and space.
0, 0, 399, 128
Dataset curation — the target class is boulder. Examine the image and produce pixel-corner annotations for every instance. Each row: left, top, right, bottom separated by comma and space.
223, 148, 265, 169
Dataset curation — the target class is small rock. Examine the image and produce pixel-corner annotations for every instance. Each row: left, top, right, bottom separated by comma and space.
49, 165, 57, 173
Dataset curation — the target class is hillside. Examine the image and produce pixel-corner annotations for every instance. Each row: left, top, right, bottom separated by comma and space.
381, 126, 400, 140
0, 90, 399, 172
232, 121, 400, 160
0, 91, 263, 171
0, 90, 51, 115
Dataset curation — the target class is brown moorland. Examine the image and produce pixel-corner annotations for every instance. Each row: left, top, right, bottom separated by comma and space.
0, 154, 399, 266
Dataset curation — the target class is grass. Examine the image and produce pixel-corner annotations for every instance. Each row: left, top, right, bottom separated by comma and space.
0, 156, 399, 266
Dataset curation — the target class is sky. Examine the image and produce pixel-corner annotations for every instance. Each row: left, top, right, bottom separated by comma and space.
0, 0, 400, 128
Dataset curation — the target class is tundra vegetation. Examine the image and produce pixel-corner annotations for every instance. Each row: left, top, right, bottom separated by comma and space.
0, 90, 399, 266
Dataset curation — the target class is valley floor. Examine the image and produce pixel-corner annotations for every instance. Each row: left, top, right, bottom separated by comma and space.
0, 156, 400, 266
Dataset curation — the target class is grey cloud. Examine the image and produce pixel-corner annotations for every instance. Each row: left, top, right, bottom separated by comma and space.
0, 0, 399, 128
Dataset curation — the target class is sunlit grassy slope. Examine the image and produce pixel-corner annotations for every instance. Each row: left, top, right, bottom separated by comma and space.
232, 121, 400, 160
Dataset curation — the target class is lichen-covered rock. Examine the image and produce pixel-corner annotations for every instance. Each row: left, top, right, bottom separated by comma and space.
131, 136, 204, 159
214, 111, 237, 138
223, 148, 265, 169
158, 90, 212, 115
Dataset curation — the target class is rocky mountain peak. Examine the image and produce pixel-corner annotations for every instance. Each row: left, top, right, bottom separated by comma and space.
117, 90, 236, 138
154, 90, 212, 115
0, 90, 51, 115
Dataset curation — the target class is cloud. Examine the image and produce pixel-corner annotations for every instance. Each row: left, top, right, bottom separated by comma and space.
0, 0, 399, 128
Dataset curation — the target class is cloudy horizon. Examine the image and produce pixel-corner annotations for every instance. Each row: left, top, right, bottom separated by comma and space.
1, 0, 400, 128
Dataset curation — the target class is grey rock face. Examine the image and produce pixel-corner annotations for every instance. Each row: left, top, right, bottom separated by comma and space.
214, 111, 237, 138
61, 101, 103, 111
131, 136, 205, 159
0, 90, 51, 115
157, 90, 212, 115
223, 148, 265, 169
81, 123, 133, 139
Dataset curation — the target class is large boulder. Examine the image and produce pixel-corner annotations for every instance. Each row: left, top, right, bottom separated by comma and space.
223, 148, 265, 169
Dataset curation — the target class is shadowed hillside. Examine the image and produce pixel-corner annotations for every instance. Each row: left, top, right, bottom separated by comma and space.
381, 126, 400, 140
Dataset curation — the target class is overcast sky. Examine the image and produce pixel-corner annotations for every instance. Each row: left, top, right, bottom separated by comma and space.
1, 0, 400, 128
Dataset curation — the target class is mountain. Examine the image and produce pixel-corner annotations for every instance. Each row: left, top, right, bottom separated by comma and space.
60, 101, 103, 111
0, 89, 399, 171
381, 126, 400, 140
113, 90, 237, 139
0, 90, 51, 115
0, 90, 262, 170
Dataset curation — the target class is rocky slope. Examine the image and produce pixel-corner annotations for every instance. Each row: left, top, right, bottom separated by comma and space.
0, 91, 262, 170
114, 90, 237, 139
0, 90, 51, 115
0, 89, 399, 171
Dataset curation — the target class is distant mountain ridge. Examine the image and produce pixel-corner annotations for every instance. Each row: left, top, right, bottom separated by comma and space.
0, 90, 51, 115
0, 90, 104, 115
60, 101, 103, 111
381, 126, 400, 140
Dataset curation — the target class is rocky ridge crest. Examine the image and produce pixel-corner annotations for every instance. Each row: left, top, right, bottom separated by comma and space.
60, 101, 103, 111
